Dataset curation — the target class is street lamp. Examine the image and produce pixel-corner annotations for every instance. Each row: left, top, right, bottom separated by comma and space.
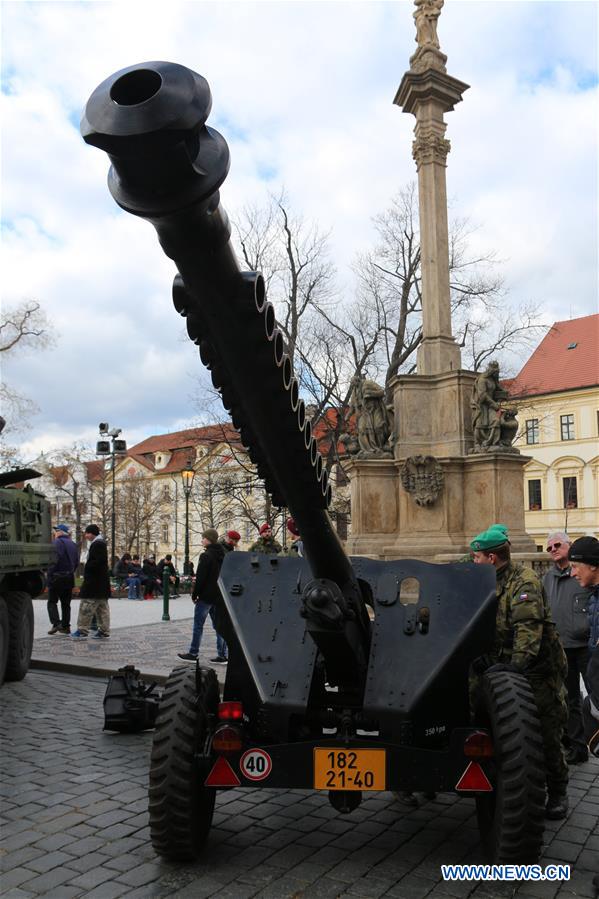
96, 422, 127, 571
181, 465, 196, 575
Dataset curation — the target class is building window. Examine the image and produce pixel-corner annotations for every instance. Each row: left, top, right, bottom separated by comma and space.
245, 478, 253, 495
50, 503, 57, 517
61, 503, 72, 516
528, 480, 542, 511
562, 477, 578, 509
162, 484, 170, 499
336, 466, 349, 486
525, 419, 539, 445
560, 414, 575, 441
162, 524, 169, 543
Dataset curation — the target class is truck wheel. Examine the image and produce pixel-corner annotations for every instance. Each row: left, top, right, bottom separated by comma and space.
4, 591, 34, 682
474, 670, 545, 863
0, 597, 9, 686
149, 665, 219, 860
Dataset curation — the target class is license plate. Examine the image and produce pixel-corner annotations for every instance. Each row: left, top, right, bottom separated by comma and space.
313, 748, 386, 791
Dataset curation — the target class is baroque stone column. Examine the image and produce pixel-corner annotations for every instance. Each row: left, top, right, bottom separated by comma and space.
394, 1, 469, 376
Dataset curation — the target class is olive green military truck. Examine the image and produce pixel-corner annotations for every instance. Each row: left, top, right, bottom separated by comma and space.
0, 451, 53, 686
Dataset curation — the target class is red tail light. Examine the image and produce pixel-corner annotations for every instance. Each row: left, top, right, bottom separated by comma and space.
456, 761, 493, 792
464, 730, 494, 758
218, 701, 243, 721
212, 725, 243, 753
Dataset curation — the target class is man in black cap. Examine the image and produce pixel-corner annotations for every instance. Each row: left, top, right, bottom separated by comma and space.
178, 528, 226, 663
569, 536, 599, 659
72, 524, 111, 639
47, 524, 79, 635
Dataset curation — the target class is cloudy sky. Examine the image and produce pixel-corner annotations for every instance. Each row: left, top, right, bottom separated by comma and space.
2, 0, 597, 461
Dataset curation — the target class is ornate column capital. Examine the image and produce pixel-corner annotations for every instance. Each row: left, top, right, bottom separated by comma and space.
412, 130, 451, 168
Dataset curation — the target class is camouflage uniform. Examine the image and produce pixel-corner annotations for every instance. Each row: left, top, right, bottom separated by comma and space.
248, 536, 282, 554
475, 561, 569, 795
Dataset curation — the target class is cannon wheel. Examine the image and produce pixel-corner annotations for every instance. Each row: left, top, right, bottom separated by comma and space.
4, 591, 34, 682
0, 597, 9, 686
149, 665, 219, 860
474, 670, 545, 863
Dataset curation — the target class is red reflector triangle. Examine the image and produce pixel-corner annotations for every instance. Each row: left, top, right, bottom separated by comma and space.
204, 756, 241, 787
455, 761, 493, 792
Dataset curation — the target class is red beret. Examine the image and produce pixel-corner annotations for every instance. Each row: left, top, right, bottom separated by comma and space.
259, 523, 271, 535
227, 530, 241, 541
286, 517, 300, 537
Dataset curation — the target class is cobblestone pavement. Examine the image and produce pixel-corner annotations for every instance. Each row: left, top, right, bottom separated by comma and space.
31, 600, 219, 684
1, 671, 598, 899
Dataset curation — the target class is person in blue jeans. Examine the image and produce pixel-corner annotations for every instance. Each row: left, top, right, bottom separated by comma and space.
178, 528, 227, 663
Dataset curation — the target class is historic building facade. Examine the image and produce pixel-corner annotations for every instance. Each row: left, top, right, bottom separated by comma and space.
509, 314, 599, 549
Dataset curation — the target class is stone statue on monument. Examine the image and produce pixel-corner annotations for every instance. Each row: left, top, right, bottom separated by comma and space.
346, 374, 393, 457
414, 0, 443, 49
470, 361, 519, 454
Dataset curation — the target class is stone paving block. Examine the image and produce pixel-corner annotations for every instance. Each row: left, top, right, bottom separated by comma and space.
18, 865, 81, 893
41, 887, 82, 899
31, 831, 75, 852
113, 860, 166, 887
384, 874, 437, 898
297, 877, 347, 898
0, 890, 37, 899
66, 851, 113, 874
344, 875, 394, 898
268, 841, 318, 869
544, 840, 582, 862
79, 881, 133, 899
210, 882, 261, 899
0, 868, 38, 890
27, 848, 77, 873
37, 811, 88, 833
516, 879, 561, 898
0, 845, 45, 870
68, 866, 122, 891
170, 875, 228, 898
252, 874, 310, 898
575, 849, 599, 872
0, 830, 43, 852
297, 829, 337, 848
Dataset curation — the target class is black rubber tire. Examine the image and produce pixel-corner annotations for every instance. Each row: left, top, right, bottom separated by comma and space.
149, 665, 220, 860
474, 670, 545, 863
0, 597, 9, 687
4, 591, 34, 682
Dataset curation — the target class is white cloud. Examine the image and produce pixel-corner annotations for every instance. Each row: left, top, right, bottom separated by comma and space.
2, 0, 597, 456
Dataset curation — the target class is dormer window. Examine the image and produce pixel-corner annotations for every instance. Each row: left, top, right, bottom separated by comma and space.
566, 342, 577, 349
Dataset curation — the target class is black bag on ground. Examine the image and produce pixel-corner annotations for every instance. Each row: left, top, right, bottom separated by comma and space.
103, 664, 160, 733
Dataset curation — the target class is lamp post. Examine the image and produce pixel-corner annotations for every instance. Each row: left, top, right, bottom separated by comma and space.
181, 465, 196, 576
96, 422, 127, 571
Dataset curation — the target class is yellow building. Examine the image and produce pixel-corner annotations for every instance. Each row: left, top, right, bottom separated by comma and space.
509, 314, 599, 549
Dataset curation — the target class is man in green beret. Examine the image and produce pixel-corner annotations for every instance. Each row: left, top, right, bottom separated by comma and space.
470, 525, 569, 819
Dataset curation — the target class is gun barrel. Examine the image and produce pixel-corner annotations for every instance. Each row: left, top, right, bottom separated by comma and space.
81, 61, 356, 591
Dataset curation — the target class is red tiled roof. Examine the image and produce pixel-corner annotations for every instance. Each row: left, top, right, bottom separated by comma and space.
509, 314, 599, 398
84, 460, 105, 482
127, 424, 239, 455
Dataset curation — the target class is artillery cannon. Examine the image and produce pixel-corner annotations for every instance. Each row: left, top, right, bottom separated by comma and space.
82, 62, 546, 864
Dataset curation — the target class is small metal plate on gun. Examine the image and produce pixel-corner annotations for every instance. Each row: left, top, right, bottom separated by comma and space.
313, 748, 386, 791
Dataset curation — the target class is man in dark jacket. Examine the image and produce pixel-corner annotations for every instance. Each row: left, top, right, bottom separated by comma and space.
142, 555, 161, 598
178, 528, 226, 662
72, 524, 111, 639
543, 530, 592, 764
47, 524, 79, 635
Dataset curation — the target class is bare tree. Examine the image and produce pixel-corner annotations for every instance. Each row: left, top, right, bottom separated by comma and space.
42, 444, 94, 544
354, 183, 546, 394
0, 300, 56, 432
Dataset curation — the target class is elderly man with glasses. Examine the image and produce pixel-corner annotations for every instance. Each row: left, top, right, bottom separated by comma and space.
543, 531, 592, 765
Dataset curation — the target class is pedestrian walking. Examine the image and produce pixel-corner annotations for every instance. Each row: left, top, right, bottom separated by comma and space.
543, 531, 592, 764
47, 524, 79, 635
470, 524, 569, 819
72, 524, 111, 639
249, 522, 282, 554
178, 528, 227, 663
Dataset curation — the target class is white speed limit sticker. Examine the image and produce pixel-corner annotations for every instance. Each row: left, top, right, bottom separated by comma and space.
240, 748, 272, 781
